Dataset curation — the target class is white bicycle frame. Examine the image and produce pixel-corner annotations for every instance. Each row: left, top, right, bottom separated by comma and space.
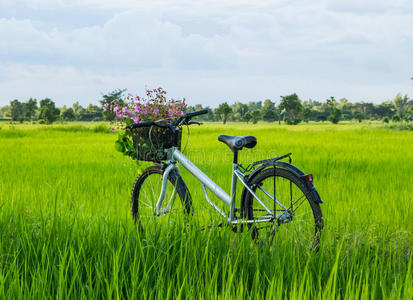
156, 147, 288, 225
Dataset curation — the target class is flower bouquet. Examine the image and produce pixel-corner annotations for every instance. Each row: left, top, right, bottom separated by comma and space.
104, 87, 187, 162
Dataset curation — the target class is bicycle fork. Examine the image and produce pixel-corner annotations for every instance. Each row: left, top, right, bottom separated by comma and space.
156, 163, 179, 215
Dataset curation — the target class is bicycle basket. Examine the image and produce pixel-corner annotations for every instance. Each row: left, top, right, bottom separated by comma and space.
130, 125, 182, 162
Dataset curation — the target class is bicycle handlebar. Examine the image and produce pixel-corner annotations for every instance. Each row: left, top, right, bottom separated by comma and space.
126, 121, 167, 129
185, 109, 209, 118
125, 109, 208, 130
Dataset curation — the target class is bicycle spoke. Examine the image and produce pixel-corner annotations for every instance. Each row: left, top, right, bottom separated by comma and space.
244, 167, 321, 249
132, 166, 190, 231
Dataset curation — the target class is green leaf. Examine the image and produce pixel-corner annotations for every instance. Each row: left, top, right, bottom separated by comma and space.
125, 118, 133, 126
115, 140, 125, 152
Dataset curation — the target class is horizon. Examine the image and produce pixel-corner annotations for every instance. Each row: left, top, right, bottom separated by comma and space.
0, 90, 410, 110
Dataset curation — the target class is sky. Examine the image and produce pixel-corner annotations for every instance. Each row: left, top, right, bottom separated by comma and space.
0, 0, 412, 107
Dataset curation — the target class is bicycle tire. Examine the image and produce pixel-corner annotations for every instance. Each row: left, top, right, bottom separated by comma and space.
131, 164, 192, 231
241, 167, 323, 249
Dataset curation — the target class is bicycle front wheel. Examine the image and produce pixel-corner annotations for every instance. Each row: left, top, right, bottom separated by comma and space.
242, 167, 323, 249
131, 165, 192, 231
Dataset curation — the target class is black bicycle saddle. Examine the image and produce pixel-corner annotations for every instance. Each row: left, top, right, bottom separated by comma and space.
218, 135, 257, 152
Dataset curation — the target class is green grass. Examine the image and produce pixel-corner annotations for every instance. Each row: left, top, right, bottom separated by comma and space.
0, 122, 412, 299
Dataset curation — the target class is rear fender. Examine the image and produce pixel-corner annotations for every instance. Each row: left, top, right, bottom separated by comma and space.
241, 161, 323, 206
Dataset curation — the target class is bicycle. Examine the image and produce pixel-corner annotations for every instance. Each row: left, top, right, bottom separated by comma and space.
126, 109, 323, 248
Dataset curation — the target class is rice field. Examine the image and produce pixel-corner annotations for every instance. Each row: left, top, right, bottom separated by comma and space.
0, 122, 412, 299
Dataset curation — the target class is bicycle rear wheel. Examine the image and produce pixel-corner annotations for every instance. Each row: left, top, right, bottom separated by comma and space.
242, 167, 323, 250
131, 165, 192, 231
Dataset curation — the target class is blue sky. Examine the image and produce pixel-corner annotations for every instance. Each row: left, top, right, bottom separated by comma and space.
1, 0, 412, 107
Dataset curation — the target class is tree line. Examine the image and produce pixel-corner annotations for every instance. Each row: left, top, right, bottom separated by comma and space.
205, 93, 412, 124
0, 99, 103, 124
1, 90, 412, 124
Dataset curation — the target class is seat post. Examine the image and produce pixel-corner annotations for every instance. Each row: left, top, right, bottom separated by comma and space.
233, 151, 238, 164
229, 150, 238, 224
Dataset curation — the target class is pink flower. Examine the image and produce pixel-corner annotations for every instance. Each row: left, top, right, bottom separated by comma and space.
103, 103, 108, 111
168, 108, 174, 117
178, 110, 184, 116
182, 101, 187, 107
110, 128, 115, 132
122, 107, 129, 117
135, 96, 140, 101
134, 104, 140, 113
146, 89, 152, 95
132, 114, 140, 123
116, 110, 122, 117
113, 105, 119, 112
153, 108, 159, 115
141, 108, 147, 115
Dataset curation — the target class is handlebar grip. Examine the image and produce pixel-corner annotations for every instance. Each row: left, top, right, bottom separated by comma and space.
186, 109, 209, 118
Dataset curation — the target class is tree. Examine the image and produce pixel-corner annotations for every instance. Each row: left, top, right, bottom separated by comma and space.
216, 102, 232, 124
276, 104, 283, 125
0, 105, 10, 119
10, 99, 24, 122
326, 97, 341, 124
279, 93, 303, 125
231, 102, 249, 121
261, 99, 277, 122
354, 111, 364, 123
393, 93, 409, 118
302, 106, 312, 123
329, 108, 342, 124
84, 104, 103, 121
100, 89, 126, 121
376, 101, 395, 118
72, 101, 86, 121
242, 112, 252, 123
247, 101, 262, 111
39, 98, 60, 124
262, 99, 275, 111
251, 110, 261, 124
262, 109, 277, 122
61, 107, 75, 121
24, 98, 38, 121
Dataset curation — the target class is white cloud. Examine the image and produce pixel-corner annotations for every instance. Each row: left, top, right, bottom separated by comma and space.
0, 0, 412, 106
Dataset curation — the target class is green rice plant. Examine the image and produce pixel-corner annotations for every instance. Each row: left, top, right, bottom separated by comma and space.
0, 122, 412, 298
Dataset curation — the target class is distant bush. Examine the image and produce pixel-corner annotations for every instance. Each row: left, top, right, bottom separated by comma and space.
392, 115, 401, 122
284, 116, 301, 125
92, 124, 111, 133
382, 116, 389, 123
329, 108, 341, 124
354, 112, 364, 123
39, 124, 111, 133
388, 123, 413, 131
